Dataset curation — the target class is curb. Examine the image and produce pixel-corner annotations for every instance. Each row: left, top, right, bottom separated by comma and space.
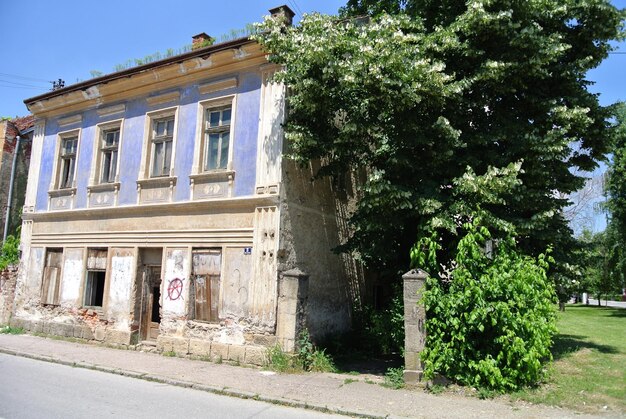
0, 347, 384, 419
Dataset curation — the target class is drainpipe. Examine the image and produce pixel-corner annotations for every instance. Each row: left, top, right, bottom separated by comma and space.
3, 135, 21, 243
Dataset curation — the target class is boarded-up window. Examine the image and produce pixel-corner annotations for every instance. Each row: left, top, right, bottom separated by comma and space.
84, 249, 108, 308
41, 249, 63, 305
192, 249, 221, 322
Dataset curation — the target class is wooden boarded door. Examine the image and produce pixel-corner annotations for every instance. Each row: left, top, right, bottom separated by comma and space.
141, 265, 162, 341
41, 249, 63, 305
192, 250, 221, 322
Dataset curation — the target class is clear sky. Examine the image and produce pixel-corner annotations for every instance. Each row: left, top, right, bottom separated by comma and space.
1, 0, 623, 116
0, 0, 623, 232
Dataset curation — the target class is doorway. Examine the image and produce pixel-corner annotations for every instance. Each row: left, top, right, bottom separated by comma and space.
143, 265, 162, 341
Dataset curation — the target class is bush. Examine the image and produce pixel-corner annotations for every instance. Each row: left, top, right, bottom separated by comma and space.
0, 234, 19, 270
418, 219, 557, 392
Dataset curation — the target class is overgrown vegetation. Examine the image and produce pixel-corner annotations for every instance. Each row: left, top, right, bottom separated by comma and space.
0, 234, 20, 270
349, 285, 404, 356
265, 329, 336, 373
417, 219, 557, 392
382, 367, 405, 389
0, 325, 24, 335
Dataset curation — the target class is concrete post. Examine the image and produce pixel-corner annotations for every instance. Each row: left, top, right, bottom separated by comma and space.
403, 269, 428, 383
276, 268, 309, 352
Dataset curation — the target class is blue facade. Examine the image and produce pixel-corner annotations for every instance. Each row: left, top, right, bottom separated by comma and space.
35, 70, 262, 211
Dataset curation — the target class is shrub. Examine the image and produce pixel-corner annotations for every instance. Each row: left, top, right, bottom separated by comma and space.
418, 219, 557, 392
0, 234, 19, 270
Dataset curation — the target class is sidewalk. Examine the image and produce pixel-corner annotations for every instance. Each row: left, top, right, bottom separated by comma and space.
0, 334, 598, 418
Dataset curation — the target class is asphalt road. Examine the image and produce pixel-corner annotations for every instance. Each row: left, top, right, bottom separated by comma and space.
0, 353, 342, 419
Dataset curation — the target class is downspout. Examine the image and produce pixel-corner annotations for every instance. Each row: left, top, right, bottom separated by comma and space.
3, 135, 21, 243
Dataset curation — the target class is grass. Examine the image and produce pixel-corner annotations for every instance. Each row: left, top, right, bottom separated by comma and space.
0, 325, 24, 335
511, 305, 626, 414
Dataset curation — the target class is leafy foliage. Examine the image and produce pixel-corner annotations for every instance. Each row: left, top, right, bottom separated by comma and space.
603, 103, 626, 296
254, 0, 624, 276
417, 219, 557, 391
0, 234, 20, 270
383, 367, 405, 389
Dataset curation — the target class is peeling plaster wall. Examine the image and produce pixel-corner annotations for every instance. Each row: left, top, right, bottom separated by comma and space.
278, 159, 361, 342
162, 247, 190, 319
60, 248, 84, 307
34, 71, 261, 212
106, 248, 136, 329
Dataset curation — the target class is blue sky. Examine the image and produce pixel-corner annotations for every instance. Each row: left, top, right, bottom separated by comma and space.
1, 0, 623, 232
1, 0, 623, 116
0, 0, 346, 117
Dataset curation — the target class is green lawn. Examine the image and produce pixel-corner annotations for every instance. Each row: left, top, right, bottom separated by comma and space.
511, 305, 626, 414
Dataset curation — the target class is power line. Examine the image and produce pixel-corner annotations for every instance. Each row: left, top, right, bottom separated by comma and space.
0, 83, 46, 91
0, 79, 47, 89
287, 0, 303, 17
0, 72, 51, 83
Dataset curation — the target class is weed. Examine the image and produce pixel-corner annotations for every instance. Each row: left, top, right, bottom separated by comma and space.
297, 329, 336, 373
162, 350, 176, 357
427, 384, 445, 394
343, 378, 357, 385
265, 330, 336, 373
382, 367, 405, 389
266, 344, 292, 372
477, 387, 497, 399
216, 355, 223, 364
0, 325, 24, 335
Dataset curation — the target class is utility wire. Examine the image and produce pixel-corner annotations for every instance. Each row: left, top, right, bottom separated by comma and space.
287, 0, 303, 16
0, 84, 46, 90
0, 79, 47, 88
0, 72, 51, 83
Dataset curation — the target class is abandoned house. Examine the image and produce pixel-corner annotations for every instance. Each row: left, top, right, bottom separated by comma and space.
10, 5, 363, 363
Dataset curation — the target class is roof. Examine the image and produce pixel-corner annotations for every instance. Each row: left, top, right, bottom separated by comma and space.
24, 36, 255, 107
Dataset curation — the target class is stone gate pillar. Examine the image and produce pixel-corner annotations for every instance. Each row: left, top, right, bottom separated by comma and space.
276, 268, 309, 352
403, 269, 428, 383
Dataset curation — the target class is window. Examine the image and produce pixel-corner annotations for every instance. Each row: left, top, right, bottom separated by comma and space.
204, 107, 231, 171
41, 249, 63, 305
84, 249, 107, 308
100, 128, 119, 183
59, 137, 77, 189
150, 117, 175, 177
191, 249, 222, 322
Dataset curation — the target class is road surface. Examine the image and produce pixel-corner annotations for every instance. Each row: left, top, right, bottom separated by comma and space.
0, 353, 342, 419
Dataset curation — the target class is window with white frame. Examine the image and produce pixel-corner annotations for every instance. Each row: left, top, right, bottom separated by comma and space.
100, 128, 120, 183
150, 117, 175, 177
204, 106, 231, 171
58, 136, 78, 189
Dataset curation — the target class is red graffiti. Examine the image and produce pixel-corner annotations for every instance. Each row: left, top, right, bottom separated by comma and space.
167, 278, 183, 301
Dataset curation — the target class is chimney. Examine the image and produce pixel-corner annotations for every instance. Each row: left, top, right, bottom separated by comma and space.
269, 5, 296, 26
192, 33, 215, 50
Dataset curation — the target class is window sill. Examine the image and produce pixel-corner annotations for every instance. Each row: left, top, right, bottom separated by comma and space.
87, 182, 120, 193
189, 170, 235, 183
48, 188, 76, 198
137, 176, 177, 188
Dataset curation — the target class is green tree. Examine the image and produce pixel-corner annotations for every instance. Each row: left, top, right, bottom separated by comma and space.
255, 1, 624, 277
604, 102, 626, 298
